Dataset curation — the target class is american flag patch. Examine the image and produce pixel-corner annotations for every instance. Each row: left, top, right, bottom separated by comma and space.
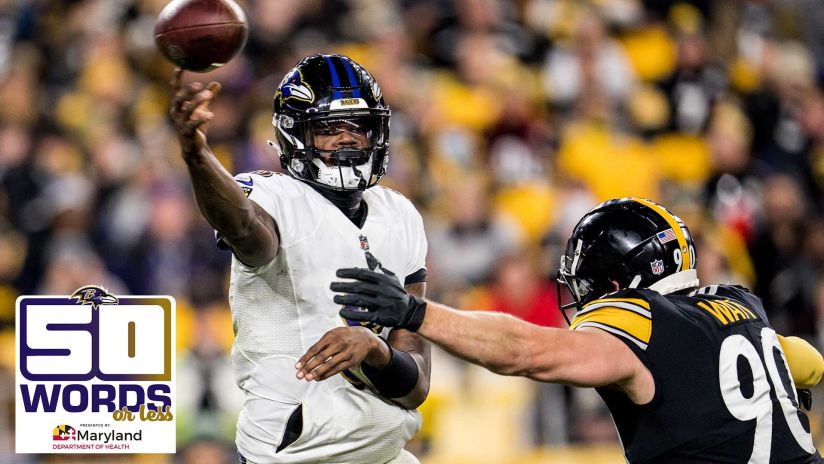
657, 229, 677, 244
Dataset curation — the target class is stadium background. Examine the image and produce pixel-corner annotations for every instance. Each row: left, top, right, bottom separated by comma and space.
1, 0, 824, 462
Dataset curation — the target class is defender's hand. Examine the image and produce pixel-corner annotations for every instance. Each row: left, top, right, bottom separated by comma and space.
332, 268, 427, 331
295, 326, 391, 381
169, 68, 221, 156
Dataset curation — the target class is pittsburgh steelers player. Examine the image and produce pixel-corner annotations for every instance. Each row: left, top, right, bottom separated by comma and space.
326, 197, 824, 463
169, 55, 430, 464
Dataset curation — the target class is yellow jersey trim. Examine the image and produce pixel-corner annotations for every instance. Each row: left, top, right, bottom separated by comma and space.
571, 306, 652, 346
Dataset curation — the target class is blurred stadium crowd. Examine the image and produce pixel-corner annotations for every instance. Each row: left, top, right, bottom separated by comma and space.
2, 0, 824, 462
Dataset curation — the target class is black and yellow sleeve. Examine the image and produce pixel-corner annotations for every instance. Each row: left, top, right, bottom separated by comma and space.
570, 297, 653, 350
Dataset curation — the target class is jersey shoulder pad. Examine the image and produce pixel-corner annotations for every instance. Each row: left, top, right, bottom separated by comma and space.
371, 184, 405, 198
234, 171, 304, 199
689, 284, 752, 299
719, 285, 761, 307
368, 184, 411, 204
689, 284, 767, 321
367, 186, 420, 217
689, 285, 763, 312
570, 289, 653, 350
249, 169, 276, 177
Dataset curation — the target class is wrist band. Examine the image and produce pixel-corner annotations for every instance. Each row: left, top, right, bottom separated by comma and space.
361, 337, 420, 399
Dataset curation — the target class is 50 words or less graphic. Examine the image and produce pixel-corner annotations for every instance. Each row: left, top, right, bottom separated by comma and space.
16, 287, 176, 454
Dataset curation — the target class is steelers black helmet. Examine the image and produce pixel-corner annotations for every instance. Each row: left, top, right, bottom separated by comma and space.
557, 198, 698, 321
272, 54, 390, 191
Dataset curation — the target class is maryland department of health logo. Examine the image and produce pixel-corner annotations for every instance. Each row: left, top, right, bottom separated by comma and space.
16, 286, 176, 454
52, 424, 76, 441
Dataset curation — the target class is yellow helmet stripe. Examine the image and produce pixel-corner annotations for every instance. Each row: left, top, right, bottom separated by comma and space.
633, 198, 691, 271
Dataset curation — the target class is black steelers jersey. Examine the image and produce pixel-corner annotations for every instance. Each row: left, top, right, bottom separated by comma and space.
570, 284, 823, 463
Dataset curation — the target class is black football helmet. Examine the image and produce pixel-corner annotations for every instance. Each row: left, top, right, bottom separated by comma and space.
557, 198, 698, 323
272, 54, 390, 191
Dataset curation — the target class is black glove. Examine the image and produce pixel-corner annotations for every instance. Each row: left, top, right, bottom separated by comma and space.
332, 267, 427, 331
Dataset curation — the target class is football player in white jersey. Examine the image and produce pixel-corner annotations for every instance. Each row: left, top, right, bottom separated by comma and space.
169, 54, 431, 464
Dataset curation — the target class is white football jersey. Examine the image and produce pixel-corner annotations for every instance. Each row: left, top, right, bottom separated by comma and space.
226, 171, 427, 464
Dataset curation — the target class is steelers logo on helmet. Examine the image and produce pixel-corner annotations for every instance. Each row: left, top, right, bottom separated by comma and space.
556, 198, 698, 323
271, 54, 391, 191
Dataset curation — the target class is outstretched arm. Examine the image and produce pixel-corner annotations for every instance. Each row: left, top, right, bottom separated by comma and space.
169, 68, 277, 266
417, 302, 646, 392
335, 268, 653, 403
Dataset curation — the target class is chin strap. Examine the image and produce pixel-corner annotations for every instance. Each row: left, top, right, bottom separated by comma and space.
267, 140, 289, 169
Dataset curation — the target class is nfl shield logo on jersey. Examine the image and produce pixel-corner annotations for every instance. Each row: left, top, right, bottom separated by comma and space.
650, 259, 665, 275
359, 235, 370, 251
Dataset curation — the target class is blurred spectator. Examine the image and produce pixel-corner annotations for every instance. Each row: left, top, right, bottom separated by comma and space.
742, 40, 824, 210
175, 435, 235, 464
176, 305, 243, 445
426, 174, 520, 300
657, 30, 726, 134
703, 99, 761, 243
557, 115, 662, 201
460, 249, 563, 328
749, 173, 817, 336
542, 10, 636, 111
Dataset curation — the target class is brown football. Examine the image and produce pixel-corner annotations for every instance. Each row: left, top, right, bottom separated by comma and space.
154, 0, 248, 73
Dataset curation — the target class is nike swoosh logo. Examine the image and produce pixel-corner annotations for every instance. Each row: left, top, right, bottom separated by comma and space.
235, 178, 253, 186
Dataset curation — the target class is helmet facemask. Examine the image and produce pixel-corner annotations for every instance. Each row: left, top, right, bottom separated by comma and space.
274, 110, 390, 191
557, 240, 601, 325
